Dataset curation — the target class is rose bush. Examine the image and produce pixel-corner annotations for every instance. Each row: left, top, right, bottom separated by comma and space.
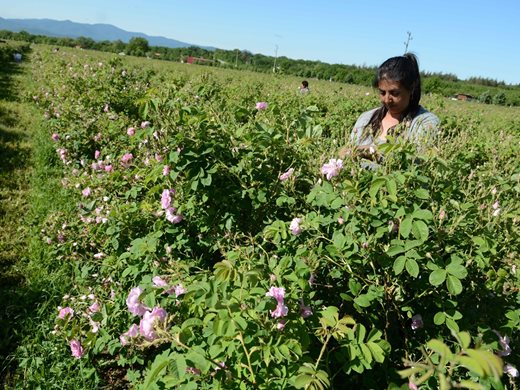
17, 45, 520, 389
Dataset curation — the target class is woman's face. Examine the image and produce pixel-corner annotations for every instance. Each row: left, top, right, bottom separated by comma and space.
378, 79, 411, 117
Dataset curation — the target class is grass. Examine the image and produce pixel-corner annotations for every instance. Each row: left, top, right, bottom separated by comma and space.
0, 44, 78, 388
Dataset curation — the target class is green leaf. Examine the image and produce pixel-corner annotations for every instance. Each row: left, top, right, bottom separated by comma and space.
186, 350, 210, 373
404, 240, 422, 251
366, 328, 382, 343
366, 342, 386, 363
294, 374, 313, 389
457, 331, 471, 349
369, 178, 386, 201
387, 245, 405, 257
429, 269, 447, 286
393, 256, 406, 275
354, 294, 372, 307
412, 209, 433, 220
333, 232, 346, 250
200, 175, 212, 186
457, 355, 484, 377
405, 258, 419, 278
427, 339, 452, 359
433, 311, 446, 325
142, 351, 175, 389
446, 274, 463, 295
414, 188, 430, 200
360, 344, 373, 365
457, 380, 485, 390
446, 262, 468, 279
330, 197, 343, 209
445, 317, 459, 332
411, 220, 429, 241
466, 349, 503, 379
386, 178, 397, 201
399, 216, 413, 238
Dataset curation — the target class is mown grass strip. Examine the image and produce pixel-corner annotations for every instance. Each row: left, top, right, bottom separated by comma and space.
0, 44, 79, 388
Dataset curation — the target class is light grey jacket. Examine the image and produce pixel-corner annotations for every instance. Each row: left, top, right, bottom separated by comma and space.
350, 106, 440, 147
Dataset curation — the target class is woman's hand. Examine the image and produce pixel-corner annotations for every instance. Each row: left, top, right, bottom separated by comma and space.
338, 145, 352, 159
355, 145, 379, 161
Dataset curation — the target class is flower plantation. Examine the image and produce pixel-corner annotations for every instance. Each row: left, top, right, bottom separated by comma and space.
10, 45, 520, 389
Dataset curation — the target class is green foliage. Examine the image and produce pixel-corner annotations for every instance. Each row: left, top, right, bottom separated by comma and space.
3, 44, 519, 389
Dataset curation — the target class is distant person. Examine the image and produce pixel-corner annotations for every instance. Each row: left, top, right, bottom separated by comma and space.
299, 80, 310, 94
341, 53, 439, 164
13, 53, 22, 63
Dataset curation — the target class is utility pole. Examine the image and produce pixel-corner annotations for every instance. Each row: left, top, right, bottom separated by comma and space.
273, 44, 278, 73
404, 31, 413, 53
235, 49, 238, 68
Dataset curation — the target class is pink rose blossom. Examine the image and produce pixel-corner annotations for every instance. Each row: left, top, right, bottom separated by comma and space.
94, 150, 101, 159
271, 303, 289, 318
299, 300, 313, 318
174, 284, 186, 297
152, 276, 169, 288
439, 209, 446, 220
163, 165, 170, 176
104, 164, 113, 172
279, 168, 294, 181
126, 287, 150, 317
166, 210, 183, 224
504, 363, 519, 378
120, 323, 139, 346
493, 330, 512, 357
411, 314, 423, 330
51, 133, 60, 141
139, 307, 167, 340
161, 189, 174, 209
70, 339, 84, 358
289, 217, 302, 235
186, 367, 201, 375
121, 153, 133, 167
127, 127, 135, 136
321, 158, 343, 180
58, 307, 74, 319
256, 102, 268, 110
140, 121, 151, 129
277, 320, 287, 330
88, 301, 100, 313
82, 187, 91, 197
266, 286, 288, 318
266, 286, 285, 303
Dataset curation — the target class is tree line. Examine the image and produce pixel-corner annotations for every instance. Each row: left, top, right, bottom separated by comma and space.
2, 29, 519, 106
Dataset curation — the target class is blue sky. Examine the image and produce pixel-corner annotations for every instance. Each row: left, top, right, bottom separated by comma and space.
2, 0, 520, 84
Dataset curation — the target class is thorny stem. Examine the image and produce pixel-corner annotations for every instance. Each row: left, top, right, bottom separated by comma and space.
237, 331, 257, 385
315, 333, 333, 371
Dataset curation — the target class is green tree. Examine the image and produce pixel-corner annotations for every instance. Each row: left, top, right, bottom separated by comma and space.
126, 37, 149, 57
492, 92, 506, 105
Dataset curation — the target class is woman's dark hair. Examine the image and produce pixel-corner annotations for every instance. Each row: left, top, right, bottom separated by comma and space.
366, 53, 422, 134
302, 80, 309, 88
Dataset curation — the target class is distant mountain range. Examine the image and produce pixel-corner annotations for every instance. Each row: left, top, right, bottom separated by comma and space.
0, 17, 215, 50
